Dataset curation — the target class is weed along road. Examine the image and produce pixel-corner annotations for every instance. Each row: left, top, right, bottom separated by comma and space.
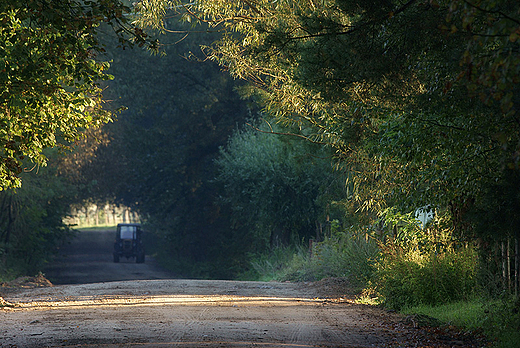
1, 229, 481, 347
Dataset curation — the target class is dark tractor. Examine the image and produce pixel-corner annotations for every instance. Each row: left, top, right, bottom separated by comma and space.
113, 223, 145, 263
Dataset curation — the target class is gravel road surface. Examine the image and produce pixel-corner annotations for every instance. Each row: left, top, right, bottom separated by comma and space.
0, 229, 484, 347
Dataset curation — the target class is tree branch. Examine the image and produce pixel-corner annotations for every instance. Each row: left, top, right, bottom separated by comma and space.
240, 0, 262, 15
286, 0, 418, 41
462, 0, 520, 26
246, 120, 327, 145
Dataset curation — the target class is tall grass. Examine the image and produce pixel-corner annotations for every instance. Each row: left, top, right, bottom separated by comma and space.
249, 244, 302, 281
251, 230, 378, 288
250, 213, 519, 348
374, 246, 479, 309
370, 209, 480, 309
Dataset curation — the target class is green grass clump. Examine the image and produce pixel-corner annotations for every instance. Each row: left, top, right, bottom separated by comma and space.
251, 232, 378, 288
401, 297, 520, 348
249, 244, 302, 281
401, 299, 488, 330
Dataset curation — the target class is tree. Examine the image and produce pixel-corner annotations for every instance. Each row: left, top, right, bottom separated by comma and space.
137, 0, 520, 236
0, 152, 76, 275
215, 120, 348, 250
0, 0, 152, 189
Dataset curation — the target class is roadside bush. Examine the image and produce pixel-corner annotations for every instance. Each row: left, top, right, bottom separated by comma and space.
375, 246, 478, 310
372, 208, 479, 309
255, 225, 378, 287
249, 244, 303, 281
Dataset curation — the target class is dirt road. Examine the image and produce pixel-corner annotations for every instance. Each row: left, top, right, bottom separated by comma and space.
42, 229, 177, 285
0, 229, 482, 347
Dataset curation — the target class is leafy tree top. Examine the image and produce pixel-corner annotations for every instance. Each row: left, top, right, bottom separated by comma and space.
137, 1, 519, 218
0, 0, 153, 189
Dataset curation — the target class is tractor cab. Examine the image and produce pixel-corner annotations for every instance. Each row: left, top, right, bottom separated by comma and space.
113, 223, 145, 263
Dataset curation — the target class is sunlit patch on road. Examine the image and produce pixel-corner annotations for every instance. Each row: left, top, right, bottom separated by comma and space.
9, 294, 331, 311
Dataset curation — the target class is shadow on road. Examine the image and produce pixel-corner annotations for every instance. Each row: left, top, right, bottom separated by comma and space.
44, 229, 177, 285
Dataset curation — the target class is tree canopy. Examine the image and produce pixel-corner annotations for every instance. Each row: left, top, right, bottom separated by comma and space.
138, 0, 520, 237
0, 0, 152, 189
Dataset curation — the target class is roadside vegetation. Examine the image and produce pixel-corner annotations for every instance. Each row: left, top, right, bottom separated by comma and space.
249, 218, 519, 347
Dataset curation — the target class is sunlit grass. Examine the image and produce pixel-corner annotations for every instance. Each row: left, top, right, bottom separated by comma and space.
400, 298, 520, 348
74, 225, 117, 232
400, 299, 488, 330
354, 286, 382, 306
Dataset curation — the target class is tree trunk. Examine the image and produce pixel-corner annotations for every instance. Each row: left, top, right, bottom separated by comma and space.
502, 241, 507, 292
507, 238, 511, 293
104, 205, 109, 225
84, 205, 90, 227
5, 195, 13, 245
94, 204, 99, 226
2, 194, 14, 265
309, 238, 315, 258
515, 235, 519, 297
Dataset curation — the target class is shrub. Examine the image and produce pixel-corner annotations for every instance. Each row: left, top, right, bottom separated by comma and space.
375, 246, 478, 310
262, 228, 379, 287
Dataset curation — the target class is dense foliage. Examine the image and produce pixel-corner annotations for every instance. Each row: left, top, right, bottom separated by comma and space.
0, 154, 75, 277
216, 121, 348, 250
0, 0, 152, 189
138, 0, 519, 228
